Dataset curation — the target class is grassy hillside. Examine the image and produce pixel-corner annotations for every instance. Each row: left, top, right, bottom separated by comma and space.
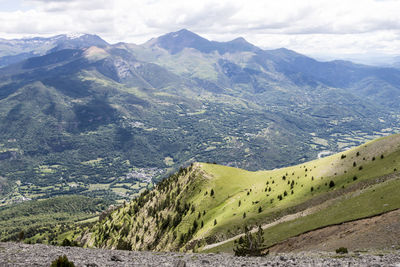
82, 134, 400, 252
206, 175, 400, 253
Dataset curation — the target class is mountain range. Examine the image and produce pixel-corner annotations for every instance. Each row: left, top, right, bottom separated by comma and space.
0, 34, 108, 67
1, 29, 400, 204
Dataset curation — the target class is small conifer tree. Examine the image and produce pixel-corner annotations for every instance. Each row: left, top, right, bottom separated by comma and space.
50, 255, 75, 267
233, 225, 267, 256
18, 231, 24, 242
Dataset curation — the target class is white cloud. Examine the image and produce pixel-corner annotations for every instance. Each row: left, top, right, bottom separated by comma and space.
0, 0, 399, 59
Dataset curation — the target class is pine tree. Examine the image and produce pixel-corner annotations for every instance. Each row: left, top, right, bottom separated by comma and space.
50, 255, 75, 267
233, 225, 267, 256
18, 230, 24, 242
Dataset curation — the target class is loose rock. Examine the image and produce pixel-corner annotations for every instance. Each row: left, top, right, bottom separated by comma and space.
111, 255, 123, 262
1, 242, 400, 267
175, 259, 186, 267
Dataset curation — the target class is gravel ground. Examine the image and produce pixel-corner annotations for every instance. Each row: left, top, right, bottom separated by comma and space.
1, 242, 400, 267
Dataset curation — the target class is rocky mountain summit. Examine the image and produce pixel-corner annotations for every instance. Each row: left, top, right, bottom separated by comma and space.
1, 242, 400, 266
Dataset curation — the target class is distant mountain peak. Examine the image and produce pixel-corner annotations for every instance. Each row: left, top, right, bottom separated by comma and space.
146, 29, 211, 54
160, 28, 204, 40
225, 36, 260, 53
0, 33, 110, 67
230, 37, 247, 43
148, 29, 260, 54
62, 33, 108, 44
47, 34, 109, 54
174, 28, 197, 36
65, 33, 86, 39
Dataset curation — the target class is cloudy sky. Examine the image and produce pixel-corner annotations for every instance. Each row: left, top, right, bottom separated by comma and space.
1, 0, 400, 63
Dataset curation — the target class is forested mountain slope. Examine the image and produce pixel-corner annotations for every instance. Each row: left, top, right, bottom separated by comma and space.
1, 29, 400, 203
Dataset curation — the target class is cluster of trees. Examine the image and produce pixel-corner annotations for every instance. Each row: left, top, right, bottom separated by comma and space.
92, 164, 213, 251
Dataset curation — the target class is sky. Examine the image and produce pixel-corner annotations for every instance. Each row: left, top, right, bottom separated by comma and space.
0, 0, 400, 63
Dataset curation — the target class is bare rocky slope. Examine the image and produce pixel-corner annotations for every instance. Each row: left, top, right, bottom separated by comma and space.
269, 208, 400, 253
1, 242, 400, 266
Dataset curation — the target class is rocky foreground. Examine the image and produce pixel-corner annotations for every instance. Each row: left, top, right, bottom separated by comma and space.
1, 242, 400, 267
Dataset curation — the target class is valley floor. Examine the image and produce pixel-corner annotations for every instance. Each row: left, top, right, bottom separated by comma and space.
1, 242, 400, 267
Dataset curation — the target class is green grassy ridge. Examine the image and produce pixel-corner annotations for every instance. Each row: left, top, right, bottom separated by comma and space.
205, 175, 400, 253
0, 195, 111, 244
191, 134, 400, 242
82, 134, 400, 252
